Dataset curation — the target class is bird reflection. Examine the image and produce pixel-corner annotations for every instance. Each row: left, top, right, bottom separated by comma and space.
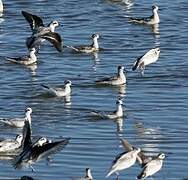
26, 63, 38, 76
114, 117, 124, 132
152, 23, 160, 35
92, 52, 100, 72
134, 122, 163, 156
118, 84, 126, 97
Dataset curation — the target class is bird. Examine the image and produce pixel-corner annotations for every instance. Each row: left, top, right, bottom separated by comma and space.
22, 11, 62, 52
95, 66, 126, 85
106, 147, 141, 178
0, 107, 32, 128
120, 138, 152, 166
137, 153, 165, 179
0, 0, 3, 13
14, 137, 70, 171
0, 134, 23, 154
41, 80, 72, 97
66, 34, 100, 53
129, 5, 160, 25
5, 48, 37, 66
73, 168, 93, 180
132, 47, 160, 75
91, 99, 124, 119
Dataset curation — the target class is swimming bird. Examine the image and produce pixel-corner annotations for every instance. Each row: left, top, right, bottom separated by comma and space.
132, 47, 160, 75
129, 5, 160, 25
73, 168, 93, 180
0, 107, 32, 128
67, 34, 100, 53
41, 80, 72, 97
22, 11, 62, 52
0, 0, 3, 13
5, 48, 37, 66
14, 137, 70, 171
106, 147, 141, 178
95, 66, 126, 85
91, 99, 124, 119
137, 153, 165, 179
0, 134, 23, 153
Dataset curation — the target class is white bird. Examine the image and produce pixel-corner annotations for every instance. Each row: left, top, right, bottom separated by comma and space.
0, 0, 3, 13
22, 11, 62, 52
95, 66, 126, 85
137, 153, 165, 179
5, 48, 37, 66
67, 34, 100, 53
129, 5, 160, 25
132, 47, 160, 75
41, 80, 72, 97
91, 99, 124, 119
106, 148, 141, 178
0, 134, 23, 153
0, 107, 32, 128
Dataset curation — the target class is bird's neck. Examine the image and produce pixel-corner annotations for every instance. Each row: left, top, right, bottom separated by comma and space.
65, 85, 71, 93
118, 70, 125, 78
92, 38, 99, 49
30, 51, 37, 61
116, 104, 123, 116
86, 170, 93, 179
50, 25, 56, 32
153, 10, 160, 23
25, 112, 31, 124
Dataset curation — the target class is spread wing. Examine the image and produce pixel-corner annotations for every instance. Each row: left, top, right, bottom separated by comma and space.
30, 138, 70, 161
40, 32, 62, 52
22, 11, 44, 31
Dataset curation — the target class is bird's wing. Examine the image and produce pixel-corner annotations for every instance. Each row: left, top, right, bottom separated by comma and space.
40, 32, 62, 52
22, 120, 32, 151
95, 75, 117, 83
22, 11, 44, 31
132, 54, 144, 71
31, 138, 70, 161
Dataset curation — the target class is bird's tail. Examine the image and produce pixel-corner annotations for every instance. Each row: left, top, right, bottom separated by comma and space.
91, 111, 105, 119
0, 119, 11, 125
106, 169, 116, 178
64, 45, 79, 52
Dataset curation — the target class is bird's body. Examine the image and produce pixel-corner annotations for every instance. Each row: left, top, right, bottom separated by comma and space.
129, 5, 160, 25
132, 47, 160, 75
106, 148, 141, 177
95, 66, 126, 85
91, 99, 124, 119
0, 134, 23, 153
67, 34, 99, 53
5, 48, 37, 66
41, 80, 72, 97
22, 11, 62, 52
137, 153, 165, 179
0, 108, 32, 128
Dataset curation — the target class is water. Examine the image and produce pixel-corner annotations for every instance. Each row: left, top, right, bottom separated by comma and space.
0, 0, 188, 179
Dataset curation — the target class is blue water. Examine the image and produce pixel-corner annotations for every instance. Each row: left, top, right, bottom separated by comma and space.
0, 0, 188, 179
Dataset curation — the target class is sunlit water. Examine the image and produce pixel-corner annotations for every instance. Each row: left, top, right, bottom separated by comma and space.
0, 0, 187, 179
